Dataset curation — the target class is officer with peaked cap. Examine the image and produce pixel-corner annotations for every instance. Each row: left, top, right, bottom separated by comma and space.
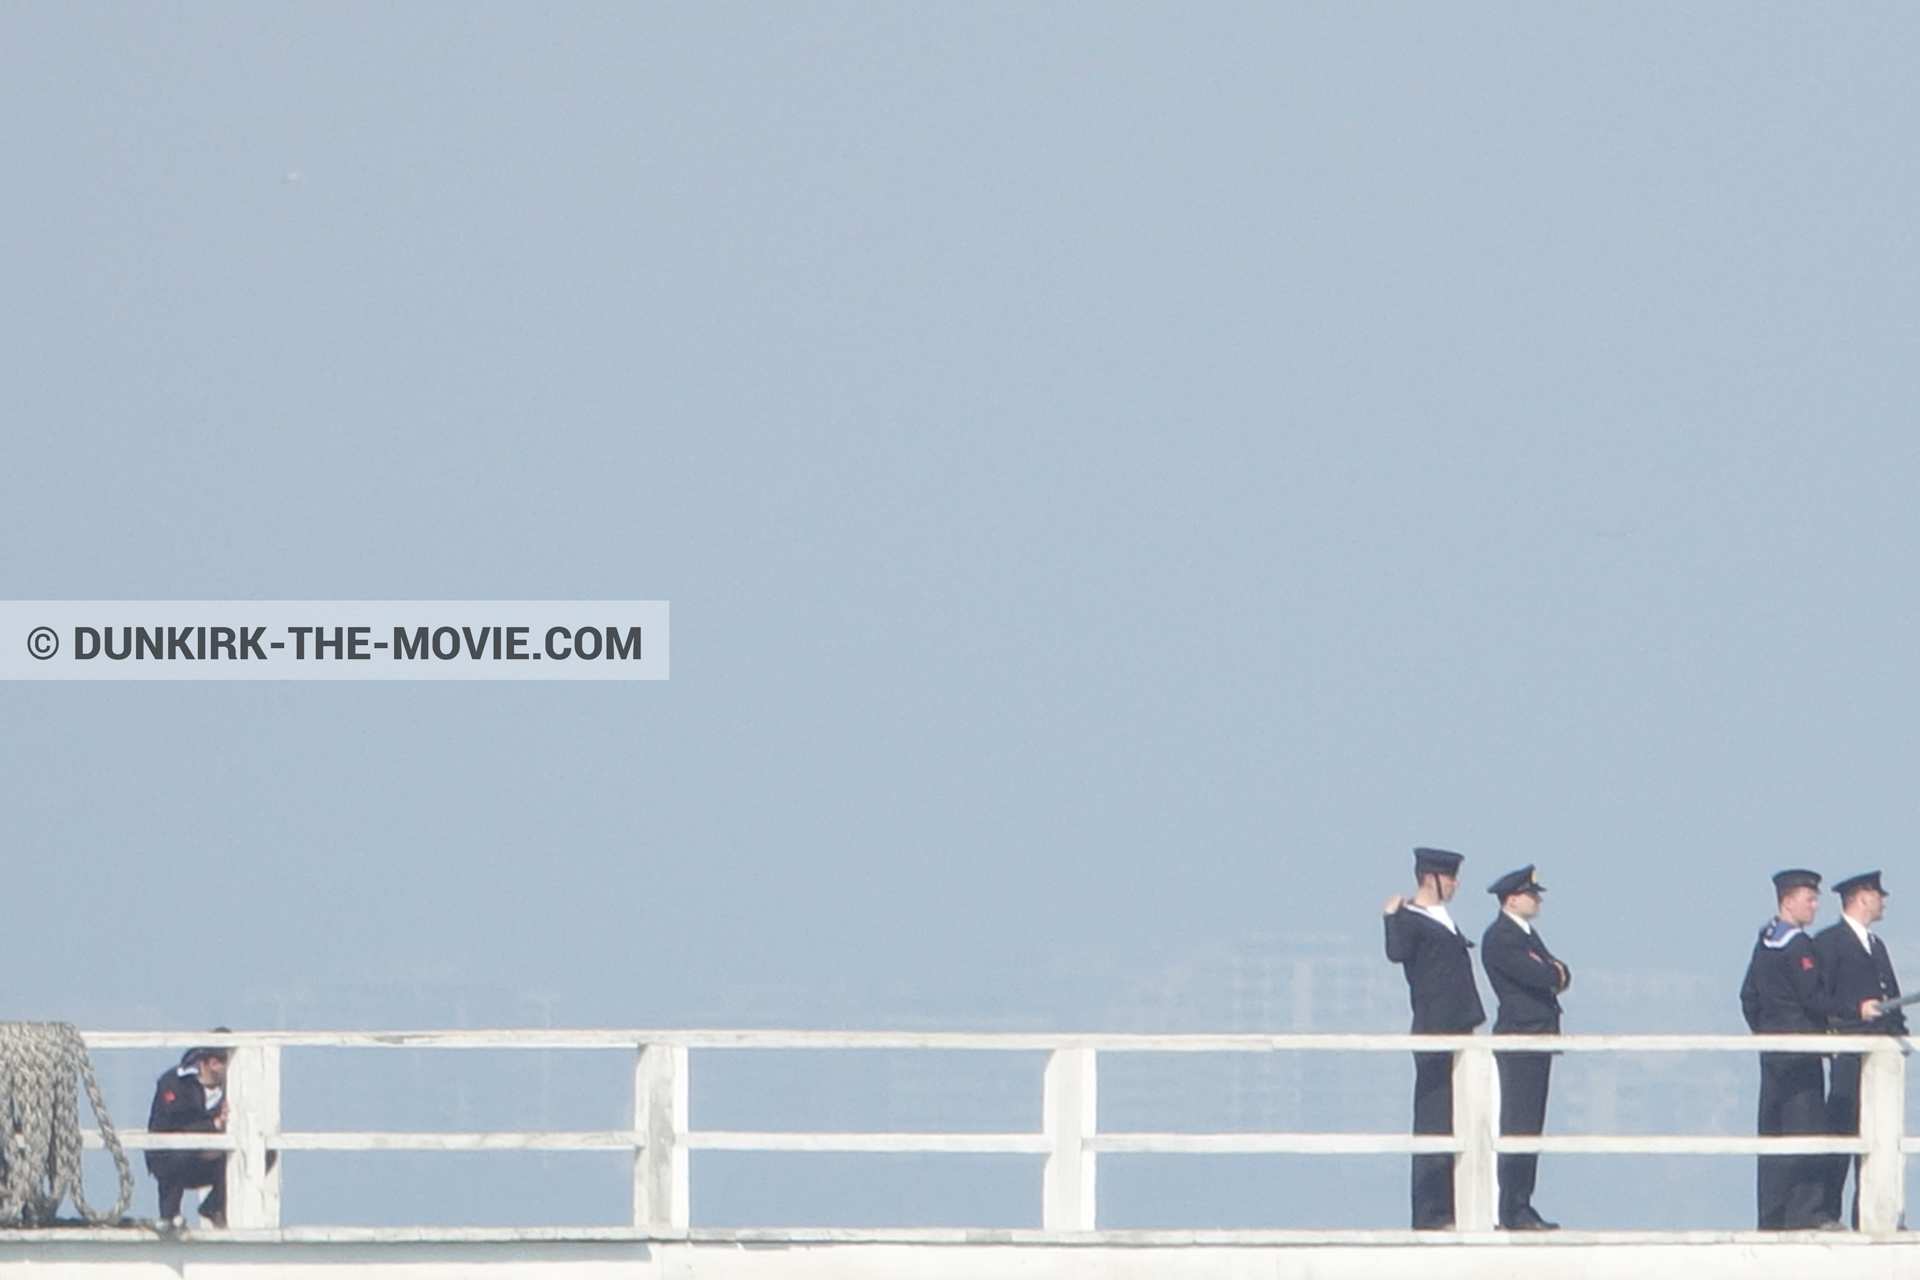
1480, 865, 1568, 1230
1384, 847, 1486, 1229
1813, 870, 1905, 1226
1739, 870, 1879, 1230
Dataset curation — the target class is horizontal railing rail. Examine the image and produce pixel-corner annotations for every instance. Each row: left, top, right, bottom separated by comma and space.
70, 1030, 1915, 1238
75, 1030, 1910, 1050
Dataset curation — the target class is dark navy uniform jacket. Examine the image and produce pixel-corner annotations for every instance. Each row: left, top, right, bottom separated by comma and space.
148, 1066, 221, 1134
1385, 906, 1486, 1034
144, 1064, 223, 1178
1813, 921, 1906, 1035
1480, 912, 1569, 1034
1740, 923, 1858, 1033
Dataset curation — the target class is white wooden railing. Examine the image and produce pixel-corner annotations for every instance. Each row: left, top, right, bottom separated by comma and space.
78, 1030, 1913, 1237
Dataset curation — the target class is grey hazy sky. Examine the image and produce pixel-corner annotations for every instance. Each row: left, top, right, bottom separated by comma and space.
4, 4, 1919, 1037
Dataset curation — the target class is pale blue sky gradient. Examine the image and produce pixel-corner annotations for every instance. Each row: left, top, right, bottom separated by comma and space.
4, 4, 1919, 1043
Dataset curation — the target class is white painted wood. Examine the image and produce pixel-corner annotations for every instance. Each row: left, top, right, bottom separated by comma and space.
631, 1045, 649, 1231
223, 1043, 281, 1230
1855, 1043, 1905, 1237
635, 1043, 689, 1231
7, 1233, 1920, 1280
79, 1031, 632, 1049
1042, 1048, 1097, 1232
3, 1222, 1920, 1246
79, 1029, 1897, 1053
93, 1129, 636, 1152
642, 1237, 1920, 1279
274, 1131, 642, 1150
690, 1132, 1052, 1154
1517, 1136, 1868, 1156
1451, 1045, 1497, 1232
85, 1127, 1872, 1158
1088, 1134, 1460, 1154
64, 1026, 1915, 1241
81, 1131, 238, 1150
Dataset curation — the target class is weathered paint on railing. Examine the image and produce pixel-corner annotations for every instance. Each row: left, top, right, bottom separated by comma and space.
75, 1030, 1913, 1238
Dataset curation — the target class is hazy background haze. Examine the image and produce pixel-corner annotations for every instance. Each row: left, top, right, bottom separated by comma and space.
3, 1, 1917, 1231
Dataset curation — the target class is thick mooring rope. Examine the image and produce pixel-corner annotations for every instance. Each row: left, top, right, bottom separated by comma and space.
0, 1023, 133, 1225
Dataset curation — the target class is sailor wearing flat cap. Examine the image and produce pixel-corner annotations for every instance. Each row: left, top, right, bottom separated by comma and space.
1739, 870, 1880, 1230
1384, 847, 1486, 1229
1813, 871, 1905, 1226
1480, 865, 1568, 1230
145, 1039, 231, 1227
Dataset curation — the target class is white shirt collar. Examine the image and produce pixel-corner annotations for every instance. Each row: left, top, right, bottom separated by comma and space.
1503, 908, 1534, 935
1844, 913, 1875, 952
1407, 902, 1459, 934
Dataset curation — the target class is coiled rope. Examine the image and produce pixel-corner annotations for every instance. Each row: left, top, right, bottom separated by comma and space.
0, 1023, 133, 1225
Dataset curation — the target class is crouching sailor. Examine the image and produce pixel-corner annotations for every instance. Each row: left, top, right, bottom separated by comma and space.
146, 1044, 230, 1228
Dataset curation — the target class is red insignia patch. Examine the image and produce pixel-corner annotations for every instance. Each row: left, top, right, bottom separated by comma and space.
162, 1091, 175, 1103
1801, 957, 1815, 971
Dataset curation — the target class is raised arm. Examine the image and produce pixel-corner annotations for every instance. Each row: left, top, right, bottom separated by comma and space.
1384, 906, 1418, 964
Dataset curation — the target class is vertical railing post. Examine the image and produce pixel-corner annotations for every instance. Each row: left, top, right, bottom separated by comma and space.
1042, 1047, 1097, 1232
1856, 1041, 1906, 1237
633, 1042, 688, 1231
224, 1041, 281, 1230
1452, 1043, 1498, 1232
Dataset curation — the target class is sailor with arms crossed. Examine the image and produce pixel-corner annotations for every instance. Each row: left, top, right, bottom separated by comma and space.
1480, 865, 1568, 1231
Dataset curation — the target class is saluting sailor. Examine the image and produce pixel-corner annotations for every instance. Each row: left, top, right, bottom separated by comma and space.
1813, 870, 1905, 1227
1480, 865, 1568, 1231
1384, 847, 1486, 1230
1739, 869, 1878, 1231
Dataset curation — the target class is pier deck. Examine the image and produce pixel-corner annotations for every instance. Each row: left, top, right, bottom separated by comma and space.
20, 1028, 1917, 1278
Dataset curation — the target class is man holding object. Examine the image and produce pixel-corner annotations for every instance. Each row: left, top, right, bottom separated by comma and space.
1814, 870, 1904, 1227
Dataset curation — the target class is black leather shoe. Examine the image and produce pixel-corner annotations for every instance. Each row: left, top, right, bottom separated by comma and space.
1503, 1211, 1560, 1231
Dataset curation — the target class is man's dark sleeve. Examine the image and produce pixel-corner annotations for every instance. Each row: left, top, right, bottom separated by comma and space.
1549, 946, 1571, 992
1739, 952, 1763, 1032
148, 1076, 218, 1133
1786, 935, 1857, 1025
1812, 929, 1865, 1016
1882, 944, 1908, 1034
1384, 909, 1416, 964
1811, 927, 1846, 991
1482, 924, 1562, 995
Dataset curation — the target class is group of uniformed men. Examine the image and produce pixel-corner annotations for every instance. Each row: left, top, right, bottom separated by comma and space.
125, 857, 1906, 1233
1384, 848, 1903, 1233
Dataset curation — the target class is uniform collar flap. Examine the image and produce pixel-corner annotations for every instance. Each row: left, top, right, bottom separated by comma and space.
1762, 919, 1804, 949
